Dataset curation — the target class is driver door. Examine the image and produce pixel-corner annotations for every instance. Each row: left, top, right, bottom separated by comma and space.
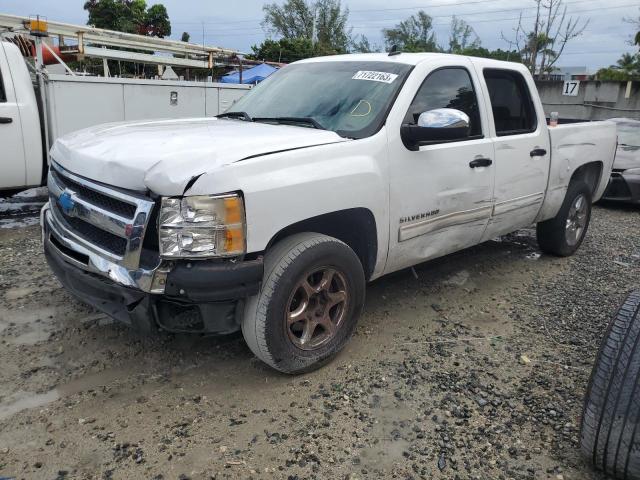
385, 61, 495, 274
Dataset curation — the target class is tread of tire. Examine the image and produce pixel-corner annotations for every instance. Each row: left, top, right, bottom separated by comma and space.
581, 291, 640, 480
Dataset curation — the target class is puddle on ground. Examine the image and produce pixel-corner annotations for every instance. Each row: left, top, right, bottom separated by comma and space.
4, 287, 39, 301
0, 363, 158, 421
359, 391, 423, 470
443, 270, 470, 287
0, 306, 58, 344
8, 329, 52, 346
0, 187, 47, 229
0, 389, 61, 421
0, 306, 56, 329
0, 216, 40, 229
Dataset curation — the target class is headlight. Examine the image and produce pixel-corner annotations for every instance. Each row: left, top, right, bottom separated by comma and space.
159, 194, 245, 258
625, 168, 640, 177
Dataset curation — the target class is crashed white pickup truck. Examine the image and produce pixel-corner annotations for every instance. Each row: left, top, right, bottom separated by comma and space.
41, 53, 617, 373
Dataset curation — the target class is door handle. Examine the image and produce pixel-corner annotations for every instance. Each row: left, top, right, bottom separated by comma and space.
0, 117, 12, 124
469, 158, 493, 168
530, 148, 547, 157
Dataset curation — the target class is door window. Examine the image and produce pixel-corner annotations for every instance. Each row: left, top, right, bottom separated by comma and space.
0, 66, 6, 102
483, 69, 537, 136
404, 67, 482, 138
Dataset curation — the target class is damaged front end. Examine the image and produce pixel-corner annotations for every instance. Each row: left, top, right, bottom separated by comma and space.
42, 161, 262, 335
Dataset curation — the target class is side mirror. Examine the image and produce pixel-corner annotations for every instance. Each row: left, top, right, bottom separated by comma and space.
401, 108, 471, 150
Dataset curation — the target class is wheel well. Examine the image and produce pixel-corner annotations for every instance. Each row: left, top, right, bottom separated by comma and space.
266, 208, 378, 280
570, 162, 603, 197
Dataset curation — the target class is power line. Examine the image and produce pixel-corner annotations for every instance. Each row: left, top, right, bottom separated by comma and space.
189, 2, 635, 36
169, 0, 620, 26
180, 1, 635, 34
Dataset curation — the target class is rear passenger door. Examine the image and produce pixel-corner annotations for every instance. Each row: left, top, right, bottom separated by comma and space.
477, 67, 550, 241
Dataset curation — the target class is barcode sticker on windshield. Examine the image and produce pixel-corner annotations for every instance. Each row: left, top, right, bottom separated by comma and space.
352, 71, 398, 84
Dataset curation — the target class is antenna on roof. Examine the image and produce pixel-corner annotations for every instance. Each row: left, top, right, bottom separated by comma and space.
388, 45, 401, 56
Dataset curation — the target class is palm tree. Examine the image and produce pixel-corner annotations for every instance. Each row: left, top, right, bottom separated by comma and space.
613, 53, 640, 75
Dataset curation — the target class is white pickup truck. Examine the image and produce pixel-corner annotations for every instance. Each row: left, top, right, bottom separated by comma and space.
0, 40, 248, 195
41, 52, 617, 373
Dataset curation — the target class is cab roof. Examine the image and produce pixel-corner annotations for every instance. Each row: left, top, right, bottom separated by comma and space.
296, 52, 527, 73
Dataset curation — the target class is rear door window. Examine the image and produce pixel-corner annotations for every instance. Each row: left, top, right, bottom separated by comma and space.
0, 65, 6, 102
483, 69, 537, 136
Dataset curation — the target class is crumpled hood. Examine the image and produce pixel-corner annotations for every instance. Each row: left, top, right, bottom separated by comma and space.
615, 145, 640, 171
50, 117, 347, 195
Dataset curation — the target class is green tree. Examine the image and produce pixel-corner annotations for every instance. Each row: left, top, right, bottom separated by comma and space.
263, 0, 314, 39
505, 0, 588, 76
250, 38, 315, 63
262, 0, 351, 53
351, 34, 379, 53
144, 4, 171, 37
595, 67, 637, 81
181, 31, 190, 43
382, 11, 438, 53
315, 0, 350, 52
84, 0, 171, 37
615, 53, 640, 74
460, 47, 523, 63
447, 17, 480, 54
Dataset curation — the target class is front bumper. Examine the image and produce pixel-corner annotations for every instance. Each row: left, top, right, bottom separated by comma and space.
43, 204, 263, 334
602, 170, 640, 204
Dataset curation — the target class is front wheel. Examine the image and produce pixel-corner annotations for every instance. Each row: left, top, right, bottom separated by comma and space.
536, 181, 592, 257
242, 233, 366, 374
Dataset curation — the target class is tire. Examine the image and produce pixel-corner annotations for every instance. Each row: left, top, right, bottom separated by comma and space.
242, 233, 366, 374
580, 291, 640, 479
536, 181, 592, 257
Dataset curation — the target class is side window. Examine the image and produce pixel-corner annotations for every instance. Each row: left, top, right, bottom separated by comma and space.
0, 65, 6, 102
483, 69, 537, 136
404, 67, 482, 137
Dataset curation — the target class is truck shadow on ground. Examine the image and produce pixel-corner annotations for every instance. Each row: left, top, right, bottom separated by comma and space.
84, 226, 543, 382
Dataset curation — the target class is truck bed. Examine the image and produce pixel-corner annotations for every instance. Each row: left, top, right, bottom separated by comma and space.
537, 120, 618, 220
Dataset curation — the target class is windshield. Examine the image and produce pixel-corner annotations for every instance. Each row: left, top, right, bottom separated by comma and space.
224, 61, 413, 138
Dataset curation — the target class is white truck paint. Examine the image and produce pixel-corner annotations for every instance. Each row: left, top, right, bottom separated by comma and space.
41, 52, 618, 372
0, 41, 249, 193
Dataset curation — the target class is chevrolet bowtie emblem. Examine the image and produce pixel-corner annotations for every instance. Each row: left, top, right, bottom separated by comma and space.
58, 190, 76, 216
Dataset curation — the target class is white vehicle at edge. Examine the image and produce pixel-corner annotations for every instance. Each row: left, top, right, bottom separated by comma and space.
41, 53, 617, 373
0, 40, 248, 194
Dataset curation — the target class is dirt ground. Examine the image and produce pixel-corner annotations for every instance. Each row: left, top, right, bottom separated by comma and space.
0, 204, 638, 480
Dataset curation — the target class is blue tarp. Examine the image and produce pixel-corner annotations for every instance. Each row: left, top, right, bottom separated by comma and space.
220, 63, 278, 84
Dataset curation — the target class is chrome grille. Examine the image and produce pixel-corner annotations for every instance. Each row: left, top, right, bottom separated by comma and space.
50, 169, 137, 218
47, 161, 155, 270
61, 214, 127, 256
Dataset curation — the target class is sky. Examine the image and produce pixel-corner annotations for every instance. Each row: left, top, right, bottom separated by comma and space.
1, 0, 638, 71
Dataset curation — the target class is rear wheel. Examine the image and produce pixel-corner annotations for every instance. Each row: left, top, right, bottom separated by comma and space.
536, 181, 592, 256
242, 233, 366, 374
581, 291, 640, 479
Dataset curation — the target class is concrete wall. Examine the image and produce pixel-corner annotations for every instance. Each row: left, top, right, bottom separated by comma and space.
535, 80, 640, 120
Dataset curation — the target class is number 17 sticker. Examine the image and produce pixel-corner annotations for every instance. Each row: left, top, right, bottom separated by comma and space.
562, 80, 580, 96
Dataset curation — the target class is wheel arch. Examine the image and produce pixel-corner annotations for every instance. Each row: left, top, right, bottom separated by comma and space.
264, 208, 378, 281
570, 161, 604, 197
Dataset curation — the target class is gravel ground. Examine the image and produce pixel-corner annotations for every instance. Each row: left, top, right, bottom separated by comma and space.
0, 204, 638, 480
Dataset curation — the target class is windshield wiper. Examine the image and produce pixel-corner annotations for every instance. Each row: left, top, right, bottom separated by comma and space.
253, 117, 326, 130
217, 111, 253, 122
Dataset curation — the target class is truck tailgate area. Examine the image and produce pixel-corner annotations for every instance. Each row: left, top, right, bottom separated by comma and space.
537, 120, 618, 221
